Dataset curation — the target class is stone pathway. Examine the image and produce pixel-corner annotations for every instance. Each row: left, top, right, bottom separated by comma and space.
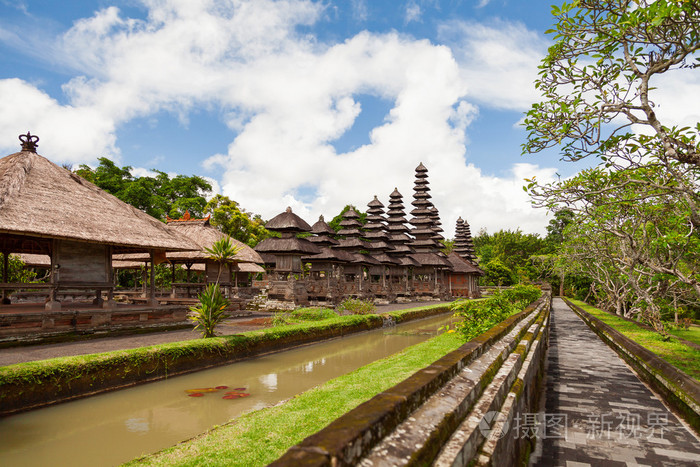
532, 298, 700, 466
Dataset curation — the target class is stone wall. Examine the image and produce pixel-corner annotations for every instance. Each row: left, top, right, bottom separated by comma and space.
270, 293, 551, 466
0, 305, 191, 345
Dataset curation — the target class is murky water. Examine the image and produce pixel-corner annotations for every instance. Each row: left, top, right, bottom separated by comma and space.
0, 313, 455, 466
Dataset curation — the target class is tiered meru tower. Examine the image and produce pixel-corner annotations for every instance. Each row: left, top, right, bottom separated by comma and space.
255, 162, 483, 304
408, 163, 450, 267
453, 217, 477, 264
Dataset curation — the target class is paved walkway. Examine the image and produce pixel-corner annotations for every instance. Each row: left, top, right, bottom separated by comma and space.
0, 301, 447, 366
533, 298, 700, 466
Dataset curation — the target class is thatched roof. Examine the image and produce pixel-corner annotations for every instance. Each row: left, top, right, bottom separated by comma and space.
303, 247, 355, 263
371, 252, 400, 265
254, 237, 320, 254
112, 218, 263, 264
237, 262, 265, 273
311, 215, 335, 235
12, 253, 50, 267
447, 252, 484, 275
0, 149, 199, 253
265, 207, 312, 232
411, 252, 453, 268
165, 218, 263, 264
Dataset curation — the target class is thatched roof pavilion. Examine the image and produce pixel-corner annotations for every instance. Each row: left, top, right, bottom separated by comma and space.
254, 207, 319, 273
114, 213, 264, 284
0, 138, 198, 255
446, 251, 484, 298
0, 133, 199, 309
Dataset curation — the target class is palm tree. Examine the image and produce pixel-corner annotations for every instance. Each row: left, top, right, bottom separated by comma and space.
204, 236, 242, 284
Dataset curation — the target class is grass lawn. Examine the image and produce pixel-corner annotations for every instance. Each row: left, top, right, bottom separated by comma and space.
667, 326, 700, 347
127, 331, 464, 466
568, 299, 700, 381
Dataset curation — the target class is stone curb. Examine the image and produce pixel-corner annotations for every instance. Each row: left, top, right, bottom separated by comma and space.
270, 295, 550, 467
563, 298, 700, 434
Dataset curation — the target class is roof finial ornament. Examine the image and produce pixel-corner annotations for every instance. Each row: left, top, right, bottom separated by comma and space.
286, 206, 292, 213
19, 132, 39, 153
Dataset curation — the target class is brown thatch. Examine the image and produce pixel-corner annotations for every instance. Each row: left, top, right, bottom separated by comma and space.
265, 207, 312, 232
12, 253, 50, 267
237, 262, 265, 273
254, 237, 320, 254
303, 247, 355, 263
447, 252, 484, 275
165, 218, 263, 264
371, 252, 400, 265
311, 215, 335, 235
411, 252, 453, 268
0, 150, 199, 253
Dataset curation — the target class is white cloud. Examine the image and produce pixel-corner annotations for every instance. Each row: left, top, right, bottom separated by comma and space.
438, 19, 549, 111
0, 0, 562, 235
351, 0, 368, 22
405, 2, 422, 24
0, 78, 118, 163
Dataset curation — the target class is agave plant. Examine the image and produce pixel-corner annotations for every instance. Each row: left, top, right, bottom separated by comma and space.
189, 283, 230, 338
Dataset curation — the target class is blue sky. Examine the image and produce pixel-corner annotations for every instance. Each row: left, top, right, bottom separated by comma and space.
0, 0, 598, 235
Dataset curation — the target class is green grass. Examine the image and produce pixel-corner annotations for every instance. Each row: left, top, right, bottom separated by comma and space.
127, 331, 464, 467
568, 299, 700, 381
666, 326, 700, 347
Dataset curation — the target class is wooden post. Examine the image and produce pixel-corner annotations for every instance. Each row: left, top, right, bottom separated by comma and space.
170, 262, 176, 298
2, 251, 9, 305
149, 251, 157, 306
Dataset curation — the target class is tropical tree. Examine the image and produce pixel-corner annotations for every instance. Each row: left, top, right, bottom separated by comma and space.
473, 229, 550, 283
0, 254, 37, 283
523, 0, 700, 228
204, 195, 271, 247
75, 157, 212, 220
204, 235, 242, 284
523, 0, 700, 333
188, 283, 229, 338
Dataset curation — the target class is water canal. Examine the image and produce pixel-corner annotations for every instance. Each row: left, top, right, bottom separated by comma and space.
0, 313, 456, 466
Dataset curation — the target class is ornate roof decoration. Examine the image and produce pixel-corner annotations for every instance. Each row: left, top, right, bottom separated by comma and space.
165, 211, 212, 224
19, 132, 39, 153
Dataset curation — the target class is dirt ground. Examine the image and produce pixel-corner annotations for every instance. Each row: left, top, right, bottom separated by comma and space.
0, 301, 449, 366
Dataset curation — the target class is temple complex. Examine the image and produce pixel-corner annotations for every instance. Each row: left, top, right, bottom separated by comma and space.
253, 162, 483, 305
1, 132, 482, 319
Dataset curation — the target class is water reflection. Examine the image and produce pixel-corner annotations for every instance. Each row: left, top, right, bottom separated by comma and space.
0, 313, 454, 467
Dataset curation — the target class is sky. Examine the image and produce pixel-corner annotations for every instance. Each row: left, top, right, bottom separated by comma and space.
1, 0, 695, 238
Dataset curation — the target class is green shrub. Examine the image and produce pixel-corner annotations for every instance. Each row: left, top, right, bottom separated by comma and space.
451, 286, 541, 341
188, 283, 229, 338
501, 284, 541, 308
336, 298, 376, 315
291, 307, 338, 321
272, 312, 293, 327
